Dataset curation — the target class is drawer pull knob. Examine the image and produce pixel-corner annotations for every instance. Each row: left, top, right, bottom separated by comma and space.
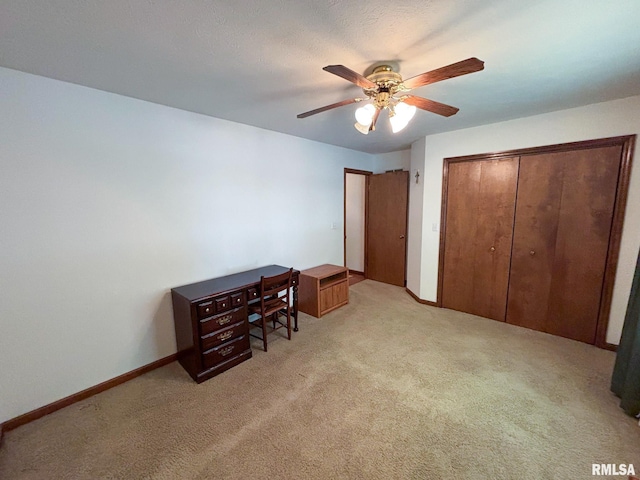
219, 346, 235, 357
205, 307, 210, 312
218, 331, 233, 341
490, 246, 495, 252
530, 250, 535, 256
217, 315, 232, 326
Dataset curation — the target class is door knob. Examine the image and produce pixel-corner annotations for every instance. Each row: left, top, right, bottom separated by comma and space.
529, 250, 535, 256
490, 246, 495, 252
400, 235, 405, 239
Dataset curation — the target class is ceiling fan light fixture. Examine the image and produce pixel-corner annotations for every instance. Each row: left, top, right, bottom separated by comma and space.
355, 103, 376, 126
298, 58, 484, 136
389, 102, 416, 133
354, 122, 370, 135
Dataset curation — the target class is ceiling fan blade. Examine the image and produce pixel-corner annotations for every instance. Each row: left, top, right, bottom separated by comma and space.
297, 98, 360, 118
369, 108, 381, 132
323, 65, 378, 89
403, 57, 484, 90
403, 95, 460, 117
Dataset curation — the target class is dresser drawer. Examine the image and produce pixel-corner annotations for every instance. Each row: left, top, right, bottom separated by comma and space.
200, 320, 247, 350
199, 307, 246, 335
215, 296, 231, 313
247, 287, 259, 301
230, 291, 244, 308
202, 335, 250, 369
196, 300, 215, 318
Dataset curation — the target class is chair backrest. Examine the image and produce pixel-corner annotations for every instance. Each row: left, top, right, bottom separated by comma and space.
259, 268, 293, 309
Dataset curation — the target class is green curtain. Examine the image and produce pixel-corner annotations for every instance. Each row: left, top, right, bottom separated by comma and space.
611, 247, 640, 418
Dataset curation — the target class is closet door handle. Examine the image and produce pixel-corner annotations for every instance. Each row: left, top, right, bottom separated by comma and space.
400, 235, 405, 239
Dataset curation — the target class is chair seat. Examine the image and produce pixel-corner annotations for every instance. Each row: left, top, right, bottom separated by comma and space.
248, 297, 288, 319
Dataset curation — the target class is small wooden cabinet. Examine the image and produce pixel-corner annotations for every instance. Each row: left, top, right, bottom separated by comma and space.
299, 264, 349, 318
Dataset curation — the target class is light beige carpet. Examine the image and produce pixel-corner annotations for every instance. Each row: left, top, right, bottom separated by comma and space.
1, 280, 639, 479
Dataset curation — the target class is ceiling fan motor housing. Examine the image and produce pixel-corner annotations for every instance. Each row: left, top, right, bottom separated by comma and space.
363, 65, 407, 109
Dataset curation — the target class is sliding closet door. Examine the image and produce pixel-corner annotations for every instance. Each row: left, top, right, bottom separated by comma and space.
442, 157, 519, 321
506, 146, 622, 343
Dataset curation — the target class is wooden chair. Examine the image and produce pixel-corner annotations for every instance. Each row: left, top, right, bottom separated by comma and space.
248, 268, 293, 352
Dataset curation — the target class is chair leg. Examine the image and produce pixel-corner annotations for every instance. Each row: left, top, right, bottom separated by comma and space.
286, 307, 291, 340
261, 317, 268, 352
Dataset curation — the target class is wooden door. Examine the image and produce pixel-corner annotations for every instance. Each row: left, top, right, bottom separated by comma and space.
506, 146, 622, 343
441, 157, 519, 321
366, 171, 409, 286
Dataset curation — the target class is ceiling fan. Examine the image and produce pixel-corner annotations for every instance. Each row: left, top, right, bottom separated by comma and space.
297, 58, 484, 134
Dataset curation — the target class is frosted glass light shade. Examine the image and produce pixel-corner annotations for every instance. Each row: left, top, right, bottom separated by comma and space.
354, 122, 370, 135
355, 104, 376, 126
390, 102, 417, 133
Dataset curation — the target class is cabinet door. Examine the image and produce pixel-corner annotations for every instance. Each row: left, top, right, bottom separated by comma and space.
319, 282, 349, 315
442, 157, 519, 321
319, 287, 333, 314
333, 281, 349, 306
506, 146, 621, 343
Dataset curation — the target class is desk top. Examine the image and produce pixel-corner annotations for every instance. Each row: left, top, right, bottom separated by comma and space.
171, 265, 298, 302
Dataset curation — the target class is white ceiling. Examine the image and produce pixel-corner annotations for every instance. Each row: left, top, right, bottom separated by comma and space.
2, 0, 640, 154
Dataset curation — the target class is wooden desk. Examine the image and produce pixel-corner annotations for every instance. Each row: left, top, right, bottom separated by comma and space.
171, 265, 299, 383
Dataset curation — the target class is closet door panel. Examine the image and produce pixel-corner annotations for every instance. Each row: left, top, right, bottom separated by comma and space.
505, 156, 564, 331
442, 157, 518, 321
544, 146, 621, 342
442, 161, 481, 315
506, 146, 621, 343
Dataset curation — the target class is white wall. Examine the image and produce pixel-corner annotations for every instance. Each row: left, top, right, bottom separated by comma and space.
0, 67, 375, 423
345, 174, 366, 272
407, 138, 426, 295
372, 149, 411, 173
407, 95, 640, 345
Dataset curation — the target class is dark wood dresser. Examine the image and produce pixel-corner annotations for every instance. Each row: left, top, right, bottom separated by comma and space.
171, 265, 299, 383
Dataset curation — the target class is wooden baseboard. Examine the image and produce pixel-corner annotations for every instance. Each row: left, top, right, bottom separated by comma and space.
347, 269, 364, 276
405, 287, 438, 307
1, 353, 178, 433
404, 289, 618, 352
0, 424, 4, 448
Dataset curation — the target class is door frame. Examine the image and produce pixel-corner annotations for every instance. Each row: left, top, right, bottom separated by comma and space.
437, 135, 636, 350
344, 168, 372, 277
